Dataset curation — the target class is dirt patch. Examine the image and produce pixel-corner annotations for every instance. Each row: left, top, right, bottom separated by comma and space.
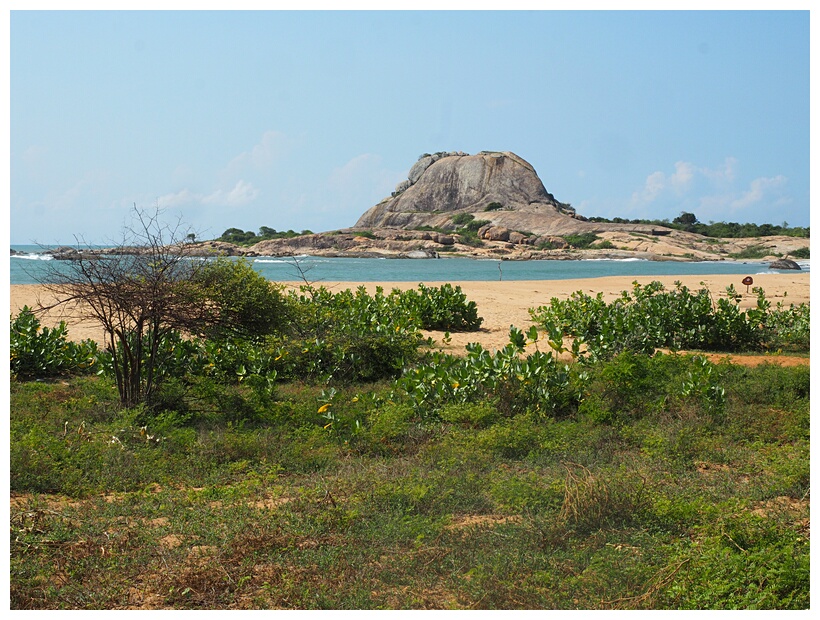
694, 353, 809, 367
444, 514, 522, 530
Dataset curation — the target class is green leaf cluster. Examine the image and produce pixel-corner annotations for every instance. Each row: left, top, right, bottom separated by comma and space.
399, 326, 581, 419
397, 282, 483, 331
10, 307, 100, 379
530, 281, 809, 360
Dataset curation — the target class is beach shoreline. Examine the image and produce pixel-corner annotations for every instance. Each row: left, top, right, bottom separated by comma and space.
10, 273, 810, 354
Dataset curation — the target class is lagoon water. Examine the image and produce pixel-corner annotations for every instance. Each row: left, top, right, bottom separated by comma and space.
10, 245, 809, 285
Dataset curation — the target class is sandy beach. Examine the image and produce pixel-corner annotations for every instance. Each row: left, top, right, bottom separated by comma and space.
10, 273, 810, 355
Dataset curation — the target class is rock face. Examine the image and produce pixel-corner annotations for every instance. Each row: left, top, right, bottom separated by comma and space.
355, 151, 582, 235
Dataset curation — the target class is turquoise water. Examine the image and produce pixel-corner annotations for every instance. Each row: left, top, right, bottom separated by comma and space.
10, 245, 808, 285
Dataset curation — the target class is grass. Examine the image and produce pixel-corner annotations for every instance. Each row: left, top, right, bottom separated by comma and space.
9, 355, 810, 610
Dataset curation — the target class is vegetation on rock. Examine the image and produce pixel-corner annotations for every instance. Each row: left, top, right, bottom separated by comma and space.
588, 212, 809, 239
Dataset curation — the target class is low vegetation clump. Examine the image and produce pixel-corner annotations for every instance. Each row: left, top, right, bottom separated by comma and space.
562, 233, 601, 249
218, 226, 314, 246
395, 282, 483, 332
447, 214, 491, 247
728, 245, 777, 260
10, 307, 100, 379
530, 281, 810, 359
10, 258, 809, 609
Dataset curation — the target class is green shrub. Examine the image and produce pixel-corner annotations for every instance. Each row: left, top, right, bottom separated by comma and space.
590, 240, 616, 249
397, 283, 483, 331
474, 413, 546, 460
191, 258, 290, 340
530, 281, 808, 359
577, 352, 686, 424
789, 247, 809, 259
562, 233, 600, 249
439, 402, 499, 429
399, 327, 581, 419
728, 244, 774, 259
10, 307, 100, 379
451, 213, 476, 227
763, 301, 810, 350
363, 401, 414, 446
272, 285, 423, 383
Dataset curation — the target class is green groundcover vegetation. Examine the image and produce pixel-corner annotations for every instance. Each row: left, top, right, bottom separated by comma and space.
10, 277, 810, 610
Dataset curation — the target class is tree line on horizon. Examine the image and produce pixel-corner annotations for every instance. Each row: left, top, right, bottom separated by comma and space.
217, 226, 314, 245
215, 212, 808, 247
586, 211, 810, 239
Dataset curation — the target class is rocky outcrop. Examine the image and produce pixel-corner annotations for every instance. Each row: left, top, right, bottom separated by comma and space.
356, 151, 582, 235
769, 258, 801, 270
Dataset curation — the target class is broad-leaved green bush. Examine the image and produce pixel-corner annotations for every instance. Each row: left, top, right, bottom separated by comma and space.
530, 281, 809, 359
10, 306, 99, 379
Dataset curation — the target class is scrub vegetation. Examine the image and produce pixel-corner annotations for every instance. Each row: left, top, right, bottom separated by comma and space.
9, 215, 810, 610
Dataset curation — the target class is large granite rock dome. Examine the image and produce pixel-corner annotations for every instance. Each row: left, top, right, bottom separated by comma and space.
355, 151, 581, 233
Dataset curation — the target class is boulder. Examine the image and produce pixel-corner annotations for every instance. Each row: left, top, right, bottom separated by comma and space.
405, 249, 437, 259
484, 226, 511, 242
355, 151, 577, 234
408, 155, 436, 184
508, 231, 528, 245
532, 235, 569, 250
392, 179, 411, 196
769, 258, 801, 270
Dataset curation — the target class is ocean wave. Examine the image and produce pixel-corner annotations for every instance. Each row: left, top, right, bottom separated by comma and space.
11, 253, 53, 261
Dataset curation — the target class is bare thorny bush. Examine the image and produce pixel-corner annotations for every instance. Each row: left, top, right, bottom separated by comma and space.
37, 207, 218, 408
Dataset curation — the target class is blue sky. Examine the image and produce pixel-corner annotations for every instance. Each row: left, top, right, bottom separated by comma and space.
8, 8, 812, 245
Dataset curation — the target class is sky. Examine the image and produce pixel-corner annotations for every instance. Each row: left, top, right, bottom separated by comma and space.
7, 6, 813, 245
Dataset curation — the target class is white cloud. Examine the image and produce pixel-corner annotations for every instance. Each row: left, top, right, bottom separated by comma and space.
729, 175, 787, 210
631, 160, 696, 207
631, 170, 667, 206
202, 180, 259, 207
222, 130, 288, 180
628, 157, 790, 223
669, 161, 694, 191
157, 188, 200, 208
701, 157, 738, 184
157, 180, 259, 210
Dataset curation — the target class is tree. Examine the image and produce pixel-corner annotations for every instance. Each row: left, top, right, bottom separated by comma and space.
258, 226, 277, 238
37, 207, 284, 408
219, 228, 256, 244
673, 212, 698, 228
191, 257, 288, 341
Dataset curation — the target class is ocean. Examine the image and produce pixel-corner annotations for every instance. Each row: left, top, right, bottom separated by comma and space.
9, 245, 809, 285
